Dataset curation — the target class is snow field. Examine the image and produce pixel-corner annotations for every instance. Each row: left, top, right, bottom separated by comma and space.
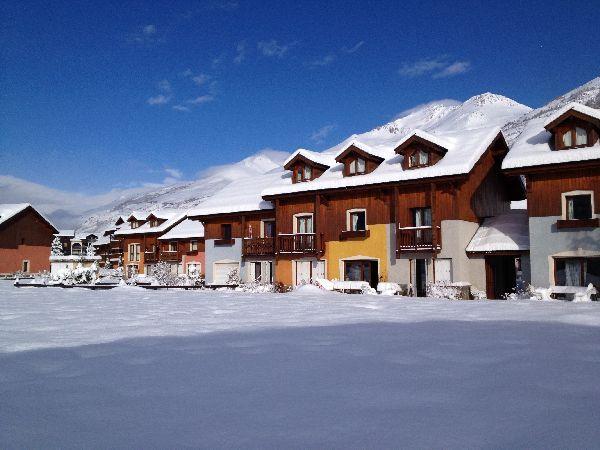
1, 281, 600, 448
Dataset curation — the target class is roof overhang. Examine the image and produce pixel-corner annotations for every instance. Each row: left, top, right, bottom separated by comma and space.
283, 153, 330, 171
334, 144, 385, 164
544, 106, 600, 131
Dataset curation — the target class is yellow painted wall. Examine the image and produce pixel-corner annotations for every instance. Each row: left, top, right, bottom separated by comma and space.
324, 224, 389, 281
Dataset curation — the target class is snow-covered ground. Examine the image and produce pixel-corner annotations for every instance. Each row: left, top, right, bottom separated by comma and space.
1, 281, 600, 448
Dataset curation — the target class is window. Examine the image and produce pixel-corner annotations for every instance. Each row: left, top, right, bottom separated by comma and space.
562, 131, 572, 147
296, 215, 313, 233
409, 149, 429, 168
295, 165, 312, 182
348, 210, 366, 231
190, 240, 198, 251
168, 241, 178, 252
263, 220, 276, 238
566, 195, 592, 220
413, 207, 432, 227
576, 127, 588, 146
128, 243, 141, 262
303, 165, 312, 180
150, 220, 159, 227
22, 260, 30, 272
555, 258, 600, 287
221, 224, 232, 240
348, 158, 366, 175
131, 221, 140, 229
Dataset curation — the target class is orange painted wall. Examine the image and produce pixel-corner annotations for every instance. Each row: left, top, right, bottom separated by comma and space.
0, 207, 54, 273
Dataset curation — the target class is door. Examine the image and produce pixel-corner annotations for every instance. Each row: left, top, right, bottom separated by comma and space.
313, 260, 326, 280
413, 208, 432, 244
295, 261, 311, 285
415, 259, 427, 297
213, 262, 239, 285
485, 256, 517, 299
435, 258, 452, 283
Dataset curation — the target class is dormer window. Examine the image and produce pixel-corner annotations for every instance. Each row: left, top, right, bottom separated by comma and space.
408, 149, 430, 168
294, 165, 313, 182
560, 126, 590, 149
131, 221, 139, 229
150, 220, 159, 227
544, 105, 600, 150
348, 157, 366, 175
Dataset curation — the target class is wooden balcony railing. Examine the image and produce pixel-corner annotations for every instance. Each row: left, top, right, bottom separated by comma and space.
110, 246, 123, 255
396, 226, 441, 252
144, 251, 159, 263
159, 250, 180, 261
277, 233, 323, 254
243, 237, 275, 256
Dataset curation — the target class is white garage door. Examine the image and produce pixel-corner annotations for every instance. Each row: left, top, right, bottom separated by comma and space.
213, 262, 239, 285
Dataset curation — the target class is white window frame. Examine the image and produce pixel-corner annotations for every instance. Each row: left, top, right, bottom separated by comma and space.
128, 243, 141, 262
346, 208, 367, 231
356, 157, 366, 174
260, 219, 275, 238
187, 262, 201, 275
168, 241, 178, 252
561, 190, 595, 220
190, 240, 198, 251
21, 260, 30, 272
293, 213, 314, 234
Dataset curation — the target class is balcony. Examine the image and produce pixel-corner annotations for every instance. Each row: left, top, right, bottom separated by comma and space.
278, 233, 323, 255
110, 246, 123, 255
396, 226, 441, 252
339, 229, 370, 240
243, 237, 275, 256
159, 250, 180, 261
144, 251, 159, 263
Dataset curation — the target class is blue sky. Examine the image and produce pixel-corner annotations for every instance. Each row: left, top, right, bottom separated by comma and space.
1, 0, 599, 194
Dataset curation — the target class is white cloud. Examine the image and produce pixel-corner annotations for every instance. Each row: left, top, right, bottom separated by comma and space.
158, 79, 171, 92
234, 41, 247, 64
0, 175, 157, 228
172, 105, 191, 112
192, 73, 210, 86
432, 61, 471, 78
179, 68, 193, 77
310, 124, 335, 143
143, 24, 156, 35
309, 54, 336, 67
257, 40, 290, 58
398, 57, 472, 78
187, 95, 214, 105
163, 167, 183, 184
147, 94, 171, 105
342, 41, 364, 54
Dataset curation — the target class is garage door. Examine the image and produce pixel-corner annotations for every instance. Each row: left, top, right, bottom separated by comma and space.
213, 262, 239, 285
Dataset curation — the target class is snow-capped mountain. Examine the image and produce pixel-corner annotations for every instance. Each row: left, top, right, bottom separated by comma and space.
77, 150, 289, 232
502, 76, 600, 144
323, 92, 531, 156
74, 78, 599, 233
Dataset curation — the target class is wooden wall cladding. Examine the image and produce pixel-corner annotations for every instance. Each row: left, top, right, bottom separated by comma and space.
527, 168, 600, 217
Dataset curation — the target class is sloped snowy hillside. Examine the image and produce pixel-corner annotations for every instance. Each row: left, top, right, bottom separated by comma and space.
78, 150, 289, 232
502, 76, 600, 144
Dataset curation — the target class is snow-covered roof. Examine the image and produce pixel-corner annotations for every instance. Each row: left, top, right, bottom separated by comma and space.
466, 210, 529, 253
127, 211, 147, 221
543, 102, 600, 129
502, 103, 600, 170
92, 236, 110, 246
284, 148, 336, 169
55, 229, 75, 237
115, 212, 187, 236
72, 233, 97, 241
263, 126, 503, 196
158, 219, 205, 240
189, 170, 289, 217
146, 210, 178, 220
0, 203, 57, 231
394, 129, 451, 152
334, 140, 391, 161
